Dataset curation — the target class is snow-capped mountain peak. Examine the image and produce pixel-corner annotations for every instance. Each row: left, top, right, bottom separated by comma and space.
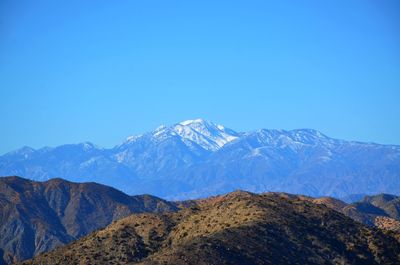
1, 120, 400, 201
140, 119, 239, 151
121, 119, 238, 151
170, 119, 239, 151
4, 146, 36, 158
179, 118, 205, 126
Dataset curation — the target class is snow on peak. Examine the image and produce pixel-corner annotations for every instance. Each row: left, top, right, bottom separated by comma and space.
149, 119, 239, 151
79, 142, 101, 151
174, 119, 239, 151
179, 119, 205, 126
121, 119, 238, 151
5, 146, 36, 157
126, 134, 142, 142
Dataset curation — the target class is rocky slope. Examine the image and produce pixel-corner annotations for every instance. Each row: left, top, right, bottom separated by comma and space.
338, 194, 400, 232
0, 176, 177, 264
20, 191, 400, 265
1, 119, 399, 200
297, 193, 400, 233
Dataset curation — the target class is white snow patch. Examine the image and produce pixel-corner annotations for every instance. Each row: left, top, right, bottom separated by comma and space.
179, 119, 204, 126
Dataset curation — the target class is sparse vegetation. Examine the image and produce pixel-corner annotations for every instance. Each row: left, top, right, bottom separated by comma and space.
18, 191, 400, 265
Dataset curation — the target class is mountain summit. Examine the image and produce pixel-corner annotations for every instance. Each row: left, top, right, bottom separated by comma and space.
123, 119, 238, 151
0, 119, 399, 199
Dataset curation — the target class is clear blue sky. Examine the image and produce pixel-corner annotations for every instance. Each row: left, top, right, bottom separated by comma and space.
1, 0, 399, 154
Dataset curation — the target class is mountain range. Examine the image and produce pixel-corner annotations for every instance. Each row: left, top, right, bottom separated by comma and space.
18, 189, 400, 265
2, 176, 400, 264
1, 119, 399, 200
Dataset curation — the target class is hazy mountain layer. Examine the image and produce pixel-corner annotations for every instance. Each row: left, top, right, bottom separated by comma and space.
1, 119, 399, 199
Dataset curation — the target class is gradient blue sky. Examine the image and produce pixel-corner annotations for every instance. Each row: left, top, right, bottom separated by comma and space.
1, 0, 399, 154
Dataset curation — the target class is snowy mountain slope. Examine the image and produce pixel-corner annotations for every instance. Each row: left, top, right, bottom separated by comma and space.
163, 129, 400, 199
174, 119, 239, 150
0, 119, 399, 200
120, 119, 238, 151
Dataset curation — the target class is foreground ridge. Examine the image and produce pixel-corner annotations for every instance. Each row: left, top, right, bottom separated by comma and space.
0, 176, 177, 264
20, 191, 400, 265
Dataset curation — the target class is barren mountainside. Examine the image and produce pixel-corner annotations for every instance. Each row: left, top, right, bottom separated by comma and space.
0, 176, 177, 264
296, 193, 400, 233
21, 191, 400, 265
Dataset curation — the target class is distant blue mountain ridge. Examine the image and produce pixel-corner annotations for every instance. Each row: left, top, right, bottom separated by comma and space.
1, 119, 399, 200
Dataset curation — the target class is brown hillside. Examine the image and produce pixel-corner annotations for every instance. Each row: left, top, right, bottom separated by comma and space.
21, 191, 400, 265
0, 176, 177, 264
